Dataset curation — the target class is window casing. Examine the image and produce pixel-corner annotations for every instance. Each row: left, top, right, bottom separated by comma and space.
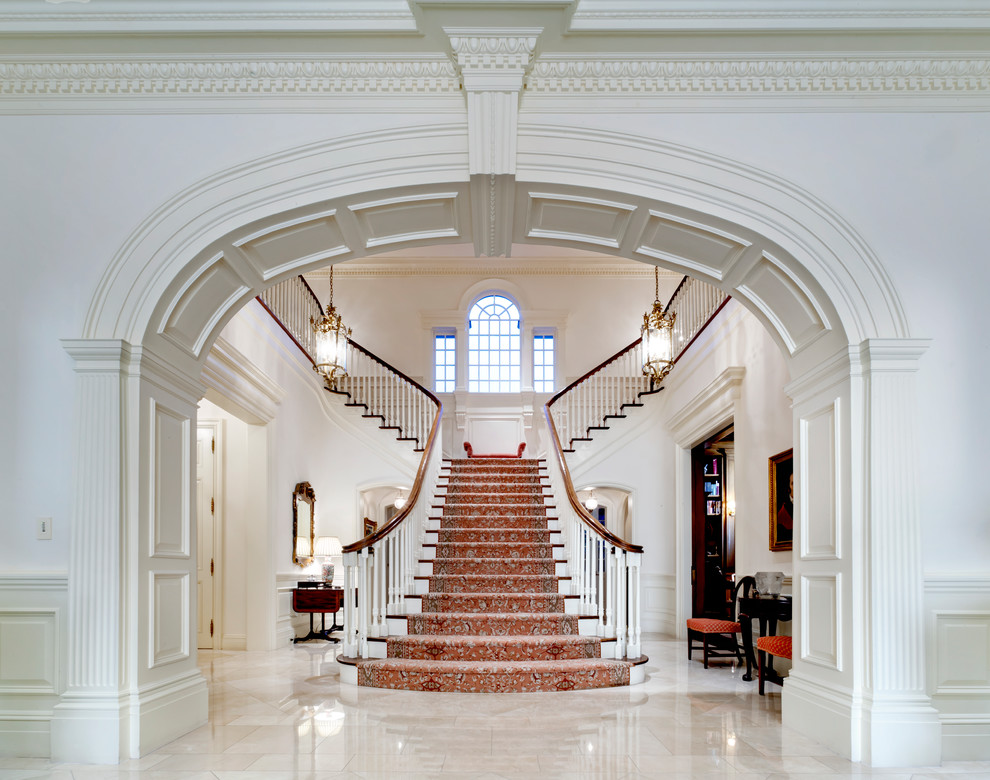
434, 331, 456, 393
468, 294, 521, 393
533, 332, 555, 393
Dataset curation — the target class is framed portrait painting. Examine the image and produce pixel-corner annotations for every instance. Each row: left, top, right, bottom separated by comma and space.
769, 448, 794, 551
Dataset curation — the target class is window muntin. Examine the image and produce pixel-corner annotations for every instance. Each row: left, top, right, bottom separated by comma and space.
468, 294, 521, 393
533, 333, 555, 393
434, 332, 456, 393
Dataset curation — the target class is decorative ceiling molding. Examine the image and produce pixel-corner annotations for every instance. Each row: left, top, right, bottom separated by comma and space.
446, 28, 542, 79
0, 0, 418, 34
568, 0, 990, 32
526, 55, 990, 99
0, 56, 461, 101
307, 262, 679, 279
2, 51, 987, 112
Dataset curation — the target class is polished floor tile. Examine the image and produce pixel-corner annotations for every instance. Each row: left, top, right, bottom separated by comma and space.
4, 635, 990, 779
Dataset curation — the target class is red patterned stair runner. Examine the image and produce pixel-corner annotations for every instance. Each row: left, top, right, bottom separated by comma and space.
352, 457, 634, 692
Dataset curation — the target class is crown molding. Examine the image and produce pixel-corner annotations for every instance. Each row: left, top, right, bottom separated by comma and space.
526, 54, 990, 106
3, 51, 987, 113
568, 1, 990, 32
306, 261, 680, 279
0, 55, 461, 102
0, 1, 418, 34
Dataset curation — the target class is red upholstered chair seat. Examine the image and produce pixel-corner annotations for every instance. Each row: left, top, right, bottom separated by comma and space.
686, 618, 740, 634
756, 635, 792, 659
756, 635, 792, 695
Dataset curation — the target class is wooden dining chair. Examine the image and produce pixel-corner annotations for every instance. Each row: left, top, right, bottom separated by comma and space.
686, 575, 754, 668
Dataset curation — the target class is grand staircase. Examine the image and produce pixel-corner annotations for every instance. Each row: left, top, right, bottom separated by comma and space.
258, 271, 729, 694
341, 457, 642, 692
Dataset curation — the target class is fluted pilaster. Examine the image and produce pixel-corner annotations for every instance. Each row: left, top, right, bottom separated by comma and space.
61, 341, 129, 692
862, 341, 926, 692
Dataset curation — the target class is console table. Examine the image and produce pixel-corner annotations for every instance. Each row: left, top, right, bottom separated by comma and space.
292, 586, 343, 644
738, 594, 792, 684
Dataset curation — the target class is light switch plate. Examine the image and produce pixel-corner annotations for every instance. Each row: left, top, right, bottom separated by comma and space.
37, 517, 52, 540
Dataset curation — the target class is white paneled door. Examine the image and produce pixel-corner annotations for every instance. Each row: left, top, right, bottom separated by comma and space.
196, 427, 216, 649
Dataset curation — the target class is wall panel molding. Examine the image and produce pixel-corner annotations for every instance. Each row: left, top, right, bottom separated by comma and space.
0, 574, 67, 758
924, 573, 990, 759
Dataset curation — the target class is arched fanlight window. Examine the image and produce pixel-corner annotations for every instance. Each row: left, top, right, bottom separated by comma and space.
467, 294, 521, 392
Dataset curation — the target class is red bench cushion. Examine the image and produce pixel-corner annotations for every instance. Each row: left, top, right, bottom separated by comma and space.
686, 618, 741, 634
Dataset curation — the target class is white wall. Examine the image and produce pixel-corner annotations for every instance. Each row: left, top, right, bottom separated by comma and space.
565, 300, 793, 635
199, 301, 420, 648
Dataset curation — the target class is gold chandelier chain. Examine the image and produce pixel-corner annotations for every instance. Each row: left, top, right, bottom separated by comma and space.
654, 265, 659, 303
329, 264, 334, 309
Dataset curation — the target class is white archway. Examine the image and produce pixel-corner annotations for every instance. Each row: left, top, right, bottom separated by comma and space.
60, 125, 936, 767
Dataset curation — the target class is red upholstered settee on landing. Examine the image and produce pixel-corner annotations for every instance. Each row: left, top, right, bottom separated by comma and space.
463, 442, 526, 459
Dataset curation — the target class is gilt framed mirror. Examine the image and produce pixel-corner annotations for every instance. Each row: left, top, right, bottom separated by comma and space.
292, 481, 315, 567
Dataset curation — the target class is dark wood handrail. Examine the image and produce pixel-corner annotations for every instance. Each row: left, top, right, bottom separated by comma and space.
543, 404, 643, 554
255, 277, 443, 557
342, 395, 442, 554
347, 338, 440, 402
663, 274, 690, 315
340, 343, 442, 554
340, 338, 443, 553
255, 296, 317, 367
299, 275, 324, 316
547, 336, 643, 410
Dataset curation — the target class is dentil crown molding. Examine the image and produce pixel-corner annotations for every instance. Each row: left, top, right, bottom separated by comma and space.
2, 52, 987, 113
527, 54, 990, 99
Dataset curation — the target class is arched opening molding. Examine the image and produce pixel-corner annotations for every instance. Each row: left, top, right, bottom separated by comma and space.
64, 124, 935, 767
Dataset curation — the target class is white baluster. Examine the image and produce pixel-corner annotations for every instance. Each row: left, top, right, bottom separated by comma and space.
358, 547, 370, 657
342, 551, 357, 656
628, 552, 642, 658
605, 544, 615, 639
615, 551, 627, 659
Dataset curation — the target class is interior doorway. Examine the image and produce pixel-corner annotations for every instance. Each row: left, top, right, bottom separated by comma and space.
196, 424, 219, 649
690, 424, 735, 619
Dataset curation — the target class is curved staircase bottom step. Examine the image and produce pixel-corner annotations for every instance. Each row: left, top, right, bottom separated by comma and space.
354, 658, 632, 692
387, 634, 602, 661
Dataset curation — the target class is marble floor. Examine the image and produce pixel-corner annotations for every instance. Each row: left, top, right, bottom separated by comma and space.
3, 635, 988, 779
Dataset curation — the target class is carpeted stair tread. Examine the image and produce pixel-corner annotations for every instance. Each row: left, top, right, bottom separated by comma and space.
428, 574, 561, 593
433, 515, 552, 530
422, 592, 566, 613
430, 529, 555, 543
406, 612, 580, 636
428, 558, 560, 575
355, 658, 631, 692
432, 542, 558, 559
386, 634, 601, 661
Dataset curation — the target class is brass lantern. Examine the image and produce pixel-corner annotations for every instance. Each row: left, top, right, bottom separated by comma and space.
311, 265, 351, 387
641, 265, 676, 383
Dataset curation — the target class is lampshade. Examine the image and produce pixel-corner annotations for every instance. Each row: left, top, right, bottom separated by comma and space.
295, 536, 311, 559
314, 536, 342, 558
584, 491, 598, 511
641, 265, 676, 383
393, 491, 406, 510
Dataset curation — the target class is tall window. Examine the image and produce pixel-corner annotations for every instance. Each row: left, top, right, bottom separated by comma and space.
434, 332, 455, 393
468, 294, 520, 392
533, 333, 555, 393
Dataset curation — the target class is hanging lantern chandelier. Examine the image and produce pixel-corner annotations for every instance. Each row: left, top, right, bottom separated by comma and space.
311, 265, 351, 387
641, 265, 676, 383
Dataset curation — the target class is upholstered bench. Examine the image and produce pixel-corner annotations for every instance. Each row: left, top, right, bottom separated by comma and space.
686, 617, 743, 668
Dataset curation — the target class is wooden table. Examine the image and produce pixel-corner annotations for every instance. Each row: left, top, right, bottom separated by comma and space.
738, 594, 792, 684
292, 586, 343, 644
